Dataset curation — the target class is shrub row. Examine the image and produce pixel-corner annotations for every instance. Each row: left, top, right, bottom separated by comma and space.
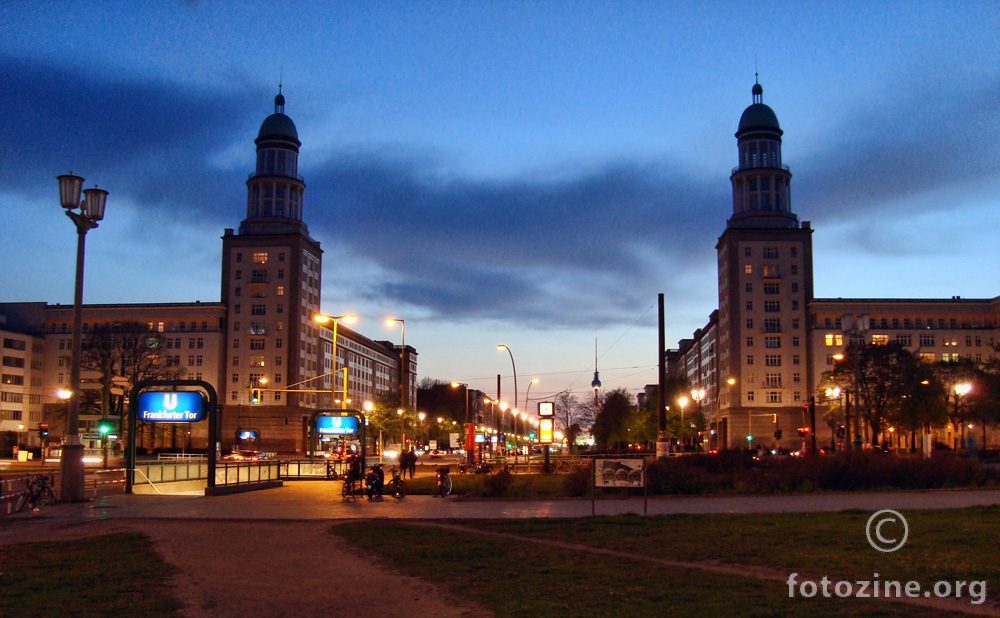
641, 451, 1000, 495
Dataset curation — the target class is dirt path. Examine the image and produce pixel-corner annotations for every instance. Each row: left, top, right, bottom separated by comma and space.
1, 517, 492, 618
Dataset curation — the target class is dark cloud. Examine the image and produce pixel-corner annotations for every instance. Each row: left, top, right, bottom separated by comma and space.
0, 54, 260, 224
306, 152, 727, 326
796, 77, 1000, 219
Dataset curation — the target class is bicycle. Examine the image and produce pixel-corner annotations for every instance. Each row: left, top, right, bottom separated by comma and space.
435, 466, 453, 497
15, 474, 58, 513
385, 466, 407, 499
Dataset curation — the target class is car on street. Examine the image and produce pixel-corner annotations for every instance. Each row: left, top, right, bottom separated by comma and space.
224, 450, 267, 461
428, 449, 445, 459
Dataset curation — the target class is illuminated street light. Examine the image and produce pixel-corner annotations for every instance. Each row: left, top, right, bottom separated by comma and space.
386, 318, 408, 409
57, 172, 108, 503
314, 313, 356, 408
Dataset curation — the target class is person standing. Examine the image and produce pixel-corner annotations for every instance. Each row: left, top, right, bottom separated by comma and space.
407, 447, 417, 479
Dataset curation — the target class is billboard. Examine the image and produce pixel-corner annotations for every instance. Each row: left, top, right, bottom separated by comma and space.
539, 418, 554, 444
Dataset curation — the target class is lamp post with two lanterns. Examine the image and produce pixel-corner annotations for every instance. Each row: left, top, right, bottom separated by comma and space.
57, 173, 109, 503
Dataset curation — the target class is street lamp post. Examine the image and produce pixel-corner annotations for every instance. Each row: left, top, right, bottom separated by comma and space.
497, 344, 518, 447
57, 173, 108, 503
386, 318, 407, 409
397, 408, 405, 452
713, 377, 735, 450
691, 388, 705, 451
314, 313, 356, 409
677, 397, 688, 453
954, 383, 972, 450
418, 411, 426, 447
452, 382, 474, 466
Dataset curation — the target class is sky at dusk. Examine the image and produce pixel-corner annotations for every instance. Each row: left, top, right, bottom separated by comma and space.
2, 2, 999, 407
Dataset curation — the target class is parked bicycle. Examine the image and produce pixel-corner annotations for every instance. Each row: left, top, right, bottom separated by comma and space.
15, 474, 57, 513
435, 466, 453, 497
385, 466, 407, 499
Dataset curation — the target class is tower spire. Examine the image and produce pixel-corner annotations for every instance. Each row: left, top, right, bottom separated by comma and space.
590, 338, 601, 404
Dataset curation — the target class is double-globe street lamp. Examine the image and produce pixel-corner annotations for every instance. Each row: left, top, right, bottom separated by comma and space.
57, 173, 108, 503
691, 388, 705, 451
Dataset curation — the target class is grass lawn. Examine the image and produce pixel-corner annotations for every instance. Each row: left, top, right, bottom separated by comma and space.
332, 507, 999, 617
0, 533, 182, 617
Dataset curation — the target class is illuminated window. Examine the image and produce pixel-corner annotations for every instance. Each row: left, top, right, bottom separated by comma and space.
745, 265, 752, 275
871, 334, 889, 345
253, 252, 268, 264
277, 286, 284, 296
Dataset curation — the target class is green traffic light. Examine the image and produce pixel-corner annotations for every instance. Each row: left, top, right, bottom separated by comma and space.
746, 434, 753, 442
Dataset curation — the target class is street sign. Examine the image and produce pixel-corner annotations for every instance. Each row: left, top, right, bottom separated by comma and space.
538, 401, 554, 417
539, 418, 554, 444
137, 391, 205, 422
316, 414, 359, 435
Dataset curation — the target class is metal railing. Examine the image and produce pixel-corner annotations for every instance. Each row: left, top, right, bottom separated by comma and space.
215, 460, 281, 486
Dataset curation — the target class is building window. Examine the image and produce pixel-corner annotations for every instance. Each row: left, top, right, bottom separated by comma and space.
763, 247, 778, 259
765, 336, 780, 348
745, 265, 752, 275
767, 391, 782, 403
232, 373, 239, 383
764, 319, 780, 332
747, 355, 754, 365
791, 282, 798, 293
765, 355, 781, 366
791, 265, 798, 275
871, 334, 890, 345
919, 334, 935, 347
793, 391, 801, 402
791, 319, 799, 329
763, 283, 780, 295
253, 252, 268, 264
277, 286, 285, 296
276, 338, 283, 349
791, 301, 799, 310
275, 356, 282, 366
744, 247, 752, 257
233, 338, 240, 349
745, 282, 753, 293
793, 372, 801, 383
765, 373, 781, 387
747, 391, 755, 402
764, 301, 780, 312
234, 304, 241, 314
792, 355, 800, 365
896, 334, 912, 346
249, 338, 265, 350
251, 304, 266, 315
824, 334, 844, 346
746, 337, 754, 347
275, 373, 282, 384
746, 319, 753, 329
792, 336, 800, 347
232, 356, 239, 367
746, 301, 753, 311
790, 247, 797, 257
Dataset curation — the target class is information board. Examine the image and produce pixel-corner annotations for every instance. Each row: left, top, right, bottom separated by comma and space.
137, 391, 205, 423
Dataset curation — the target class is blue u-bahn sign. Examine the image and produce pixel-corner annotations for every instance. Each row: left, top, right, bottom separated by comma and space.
136, 391, 205, 423
316, 414, 359, 435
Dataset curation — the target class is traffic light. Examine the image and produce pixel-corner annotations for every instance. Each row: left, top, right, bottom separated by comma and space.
774, 429, 783, 440
746, 433, 753, 443
39, 422, 49, 439
835, 426, 846, 439
797, 427, 810, 438
98, 418, 113, 436
250, 389, 261, 405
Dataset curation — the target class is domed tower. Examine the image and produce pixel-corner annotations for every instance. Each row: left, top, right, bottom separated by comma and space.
240, 91, 309, 236
728, 78, 796, 229
221, 90, 324, 452
714, 77, 814, 451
